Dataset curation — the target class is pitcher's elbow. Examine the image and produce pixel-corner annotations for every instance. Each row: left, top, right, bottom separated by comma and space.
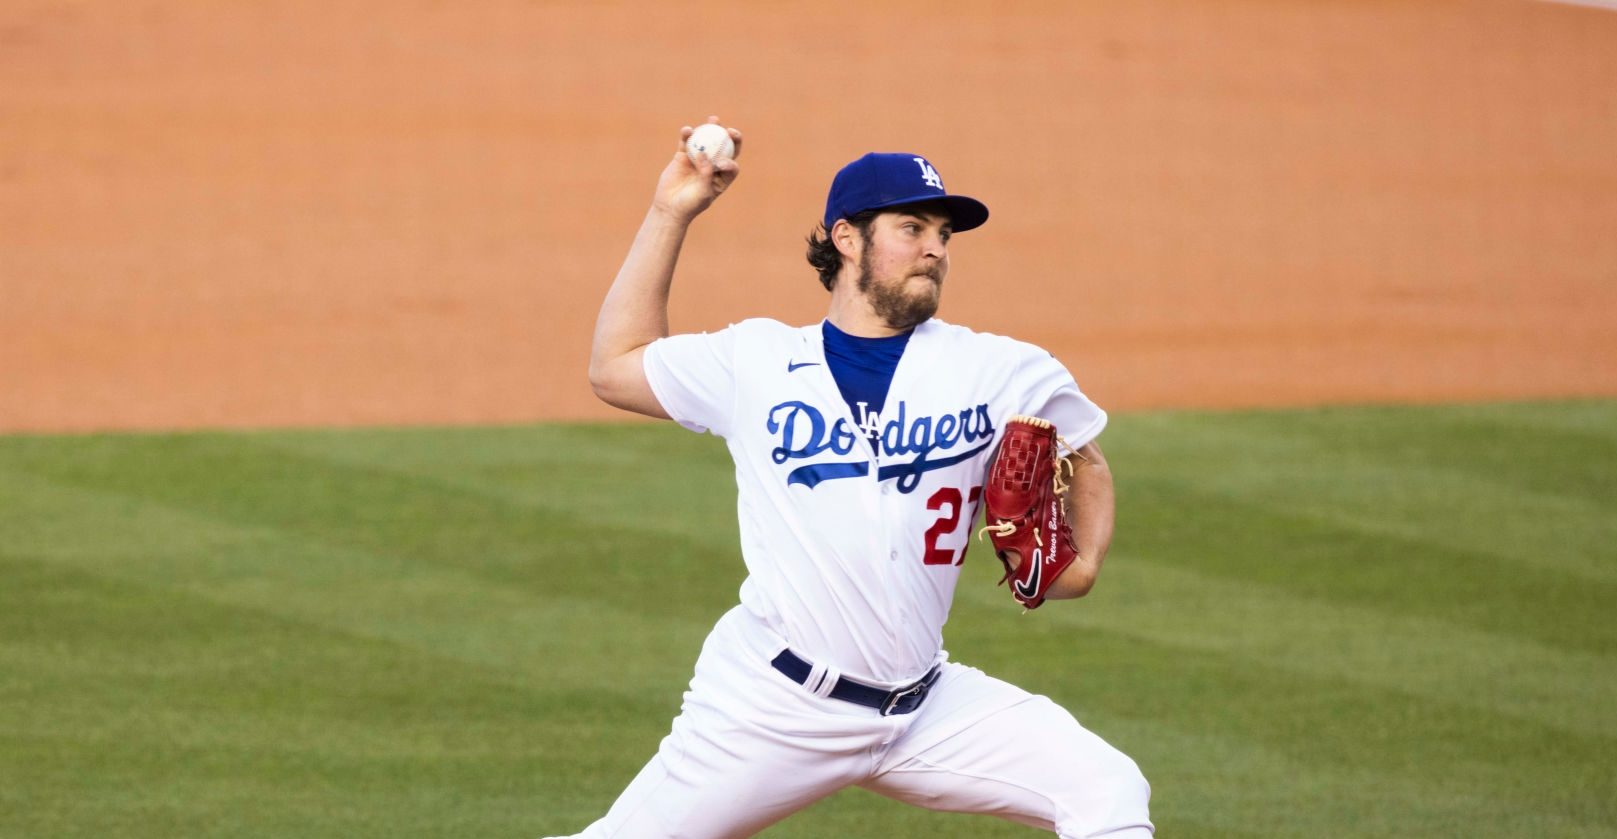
587, 367, 615, 405
1052, 563, 1099, 599
587, 355, 615, 398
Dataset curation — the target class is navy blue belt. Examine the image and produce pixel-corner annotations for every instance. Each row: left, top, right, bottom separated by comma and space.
770, 649, 941, 716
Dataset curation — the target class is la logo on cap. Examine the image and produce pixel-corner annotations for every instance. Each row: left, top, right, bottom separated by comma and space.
914, 158, 944, 190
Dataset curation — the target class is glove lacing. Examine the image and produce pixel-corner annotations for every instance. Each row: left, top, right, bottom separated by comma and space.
976, 420, 1081, 544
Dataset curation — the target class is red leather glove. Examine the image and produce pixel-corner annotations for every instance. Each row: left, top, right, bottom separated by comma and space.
980, 416, 1079, 610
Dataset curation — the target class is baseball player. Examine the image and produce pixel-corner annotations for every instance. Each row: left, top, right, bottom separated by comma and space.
552, 117, 1151, 838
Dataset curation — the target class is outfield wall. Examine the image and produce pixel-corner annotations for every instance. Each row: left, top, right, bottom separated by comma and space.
3, 0, 1614, 432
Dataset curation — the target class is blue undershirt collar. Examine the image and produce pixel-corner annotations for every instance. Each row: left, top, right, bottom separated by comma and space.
821, 320, 913, 441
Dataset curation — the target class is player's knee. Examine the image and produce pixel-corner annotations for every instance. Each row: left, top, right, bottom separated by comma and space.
1113, 755, 1151, 814
1053, 751, 1151, 835
1104, 757, 1152, 831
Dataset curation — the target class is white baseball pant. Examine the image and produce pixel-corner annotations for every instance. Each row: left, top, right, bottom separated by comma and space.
543, 606, 1152, 838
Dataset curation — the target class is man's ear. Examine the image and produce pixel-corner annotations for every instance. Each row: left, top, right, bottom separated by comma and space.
832, 218, 862, 259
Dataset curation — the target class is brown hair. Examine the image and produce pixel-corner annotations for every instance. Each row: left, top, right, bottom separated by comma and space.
803, 209, 878, 291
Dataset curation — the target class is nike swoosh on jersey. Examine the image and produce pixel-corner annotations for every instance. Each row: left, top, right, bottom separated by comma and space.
787, 361, 821, 372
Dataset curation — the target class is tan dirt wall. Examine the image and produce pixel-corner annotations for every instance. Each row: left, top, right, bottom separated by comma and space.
3, 0, 1615, 432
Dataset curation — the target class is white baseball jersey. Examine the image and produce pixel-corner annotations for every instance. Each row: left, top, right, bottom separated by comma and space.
643, 317, 1106, 685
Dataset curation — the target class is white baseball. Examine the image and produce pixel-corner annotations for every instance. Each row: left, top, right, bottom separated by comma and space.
686, 123, 736, 164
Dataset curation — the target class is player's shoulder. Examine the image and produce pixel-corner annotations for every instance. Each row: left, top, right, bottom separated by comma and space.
722, 317, 814, 345
676, 317, 800, 341
677, 318, 815, 360
730, 317, 801, 335
922, 318, 1056, 362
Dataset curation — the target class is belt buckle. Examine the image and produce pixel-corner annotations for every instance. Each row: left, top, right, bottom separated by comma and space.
880, 680, 929, 717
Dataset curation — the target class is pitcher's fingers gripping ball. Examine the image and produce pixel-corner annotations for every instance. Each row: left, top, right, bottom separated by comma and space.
657, 117, 743, 220
686, 122, 737, 164
980, 415, 1081, 610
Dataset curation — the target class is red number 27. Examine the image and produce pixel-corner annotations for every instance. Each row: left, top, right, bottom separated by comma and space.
922, 485, 984, 566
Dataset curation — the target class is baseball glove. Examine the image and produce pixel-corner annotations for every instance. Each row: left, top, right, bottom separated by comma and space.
978, 415, 1081, 610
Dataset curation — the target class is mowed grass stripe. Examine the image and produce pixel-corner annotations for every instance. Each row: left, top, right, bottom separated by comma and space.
1117, 480, 1617, 654
1116, 404, 1617, 584
0, 431, 712, 581
947, 570, 1617, 834
0, 452, 727, 836
953, 553, 1617, 737
0, 556, 561, 756
1008, 640, 1615, 837
252, 423, 743, 551
0, 557, 622, 839
1110, 408, 1617, 649
0, 430, 744, 607
1125, 448, 1617, 588
2, 400, 1615, 838
0, 473, 725, 694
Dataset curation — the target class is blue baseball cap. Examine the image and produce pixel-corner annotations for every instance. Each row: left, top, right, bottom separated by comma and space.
822, 152, 989, 233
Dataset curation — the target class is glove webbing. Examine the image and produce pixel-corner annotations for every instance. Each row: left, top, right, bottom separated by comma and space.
977, 416, 1082, 545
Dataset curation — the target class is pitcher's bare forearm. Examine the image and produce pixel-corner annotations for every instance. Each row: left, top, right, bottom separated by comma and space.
588, 117, 742, 416
1049, 442, 1115, 599
599, 207, 690, 347
587, 208, 691, 416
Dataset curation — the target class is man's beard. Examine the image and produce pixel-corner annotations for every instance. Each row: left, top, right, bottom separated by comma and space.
857, 249, 941, 330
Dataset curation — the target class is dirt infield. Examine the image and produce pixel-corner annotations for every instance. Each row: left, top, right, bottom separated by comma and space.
3, 1, 1615, 433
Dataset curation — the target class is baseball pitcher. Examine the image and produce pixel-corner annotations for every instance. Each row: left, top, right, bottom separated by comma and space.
550, 117, 1153, 838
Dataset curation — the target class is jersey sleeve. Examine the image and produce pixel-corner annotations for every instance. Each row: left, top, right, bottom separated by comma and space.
642, 327, 739, 437
1017, 348, 1108, 449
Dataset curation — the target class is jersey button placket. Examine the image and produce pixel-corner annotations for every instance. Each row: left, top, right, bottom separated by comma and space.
886, 484, 899, 559
889, 485, 908, 622
884, 480, 897, 562
866, 469, 894, 562
886, 489, 898, 559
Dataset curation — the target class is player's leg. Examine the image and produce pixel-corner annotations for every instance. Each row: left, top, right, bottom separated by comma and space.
540, 607, 881, 839
548, 693, 843, 838
862, 663, 1153, 838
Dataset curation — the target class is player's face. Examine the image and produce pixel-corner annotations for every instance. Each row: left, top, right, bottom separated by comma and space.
856, 207, 952, 330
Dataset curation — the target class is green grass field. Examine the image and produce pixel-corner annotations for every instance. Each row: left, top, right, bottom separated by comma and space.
2, 400, 1615, 838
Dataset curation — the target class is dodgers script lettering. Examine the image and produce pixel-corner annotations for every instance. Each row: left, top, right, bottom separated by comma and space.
766, 400, 996, 492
